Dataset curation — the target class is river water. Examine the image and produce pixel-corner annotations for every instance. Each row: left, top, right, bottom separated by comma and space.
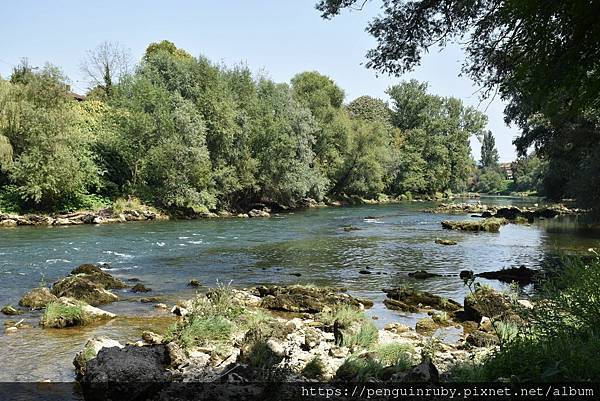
1, 197, 599, 382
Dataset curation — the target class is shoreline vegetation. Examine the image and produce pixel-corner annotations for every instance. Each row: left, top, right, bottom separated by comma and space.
2, 39, 580, 227
3, 251, 599, 394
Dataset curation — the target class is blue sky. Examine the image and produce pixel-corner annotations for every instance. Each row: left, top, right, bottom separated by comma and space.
0, 0, 519, 161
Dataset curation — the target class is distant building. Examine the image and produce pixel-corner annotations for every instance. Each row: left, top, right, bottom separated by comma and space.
499, 162, 513, 179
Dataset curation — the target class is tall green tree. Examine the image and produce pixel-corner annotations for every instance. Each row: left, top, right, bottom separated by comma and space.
0, 65, 101, 210
480, 131, 499, 169
316, 0, 600, 210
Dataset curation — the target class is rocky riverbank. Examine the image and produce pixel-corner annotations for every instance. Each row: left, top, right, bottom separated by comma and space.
428, 202, 584, 221
1, 260, 539, 398
70, 278, 529, 400
0, 193, 464, 229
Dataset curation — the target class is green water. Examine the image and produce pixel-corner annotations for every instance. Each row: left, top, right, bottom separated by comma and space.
1, 199, 598, 381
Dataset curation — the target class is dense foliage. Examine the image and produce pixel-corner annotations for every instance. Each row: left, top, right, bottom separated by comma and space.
453, 253, 600, 382
316, 0, 600, 211
0, 41, 488, 213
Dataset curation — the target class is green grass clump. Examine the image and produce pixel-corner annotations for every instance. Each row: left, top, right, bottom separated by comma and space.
335, 356, 385, 381
110, 197, 157, 214
373, 343, 415, 370
343, 320, 379, 349
165, 284, 249, 350
41, 302, 85, 327
335, 343, 416, 381
179, 315, 234, 349
302, 356, 326, 379
318, 304, 366, 329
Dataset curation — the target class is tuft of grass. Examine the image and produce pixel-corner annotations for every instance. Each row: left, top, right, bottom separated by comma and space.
373, 343, 415, 370
165, 284, 245, 350
343, 320, 379, 349
247, 340, 282, 369
302, 356, 326, 379
179, 315, 234, 349
448, 361, 489, 382
335, 356, 385, 381
110, 197, 156, 214
41, 302, 85, 327
318, 304, 365, 329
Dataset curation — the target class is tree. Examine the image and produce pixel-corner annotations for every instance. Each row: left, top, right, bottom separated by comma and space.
346, 95, 392, 130
0, 65, 101, 210
81, 41, 131, 98
480, 131, 499, 169
316, 0, 600, 210
110, 75, 214, 211
386, 80, 486, 194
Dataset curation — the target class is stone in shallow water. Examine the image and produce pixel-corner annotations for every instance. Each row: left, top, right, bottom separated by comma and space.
1, 305, 21, 316
441, 218, 508, 232
19, 287, 58, 308
383, 288, 461, 313
131, 283, 152, 293
51, 276, 118, 306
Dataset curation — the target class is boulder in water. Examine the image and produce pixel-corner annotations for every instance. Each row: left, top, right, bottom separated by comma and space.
476, 265, 538, 285
248, 209, 270, 218
19, 287, 58, 308
383, 288, 461, 313
51, 276, 118, 306
441, 218, 508, 232
41, 297, 115, 328
71, 264, 127, 289
131, 283, 152, 293
256, 285, 372, 313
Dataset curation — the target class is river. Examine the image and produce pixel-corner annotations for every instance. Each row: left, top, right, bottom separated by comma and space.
1, 197, 599, 383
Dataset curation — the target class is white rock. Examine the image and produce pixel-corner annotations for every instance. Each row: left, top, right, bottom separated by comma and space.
266, 338, 286, 357
517, 299, 534, 309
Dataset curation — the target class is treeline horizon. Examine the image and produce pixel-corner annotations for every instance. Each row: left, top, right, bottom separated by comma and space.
0, 40, 539, 214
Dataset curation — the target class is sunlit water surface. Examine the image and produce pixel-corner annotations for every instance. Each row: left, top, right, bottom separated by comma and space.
1, 198, 598, 382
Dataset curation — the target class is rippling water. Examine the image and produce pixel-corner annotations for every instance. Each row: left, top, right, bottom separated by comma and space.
1, 198, 599, 382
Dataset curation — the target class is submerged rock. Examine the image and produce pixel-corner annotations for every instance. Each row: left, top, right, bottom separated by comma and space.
435, 238, 458, 246
19, 287, 58, 309
131, 283, 152, 293
188, 279, 201, 287
1, 305, 22, 316
383, 288, 461, 313
408, 270, 441, 279
441, 218, 508, 233
476, 265, 538, 285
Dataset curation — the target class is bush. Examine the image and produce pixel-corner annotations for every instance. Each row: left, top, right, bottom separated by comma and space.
451, 252, 600, 382
302, 356, 326, 379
